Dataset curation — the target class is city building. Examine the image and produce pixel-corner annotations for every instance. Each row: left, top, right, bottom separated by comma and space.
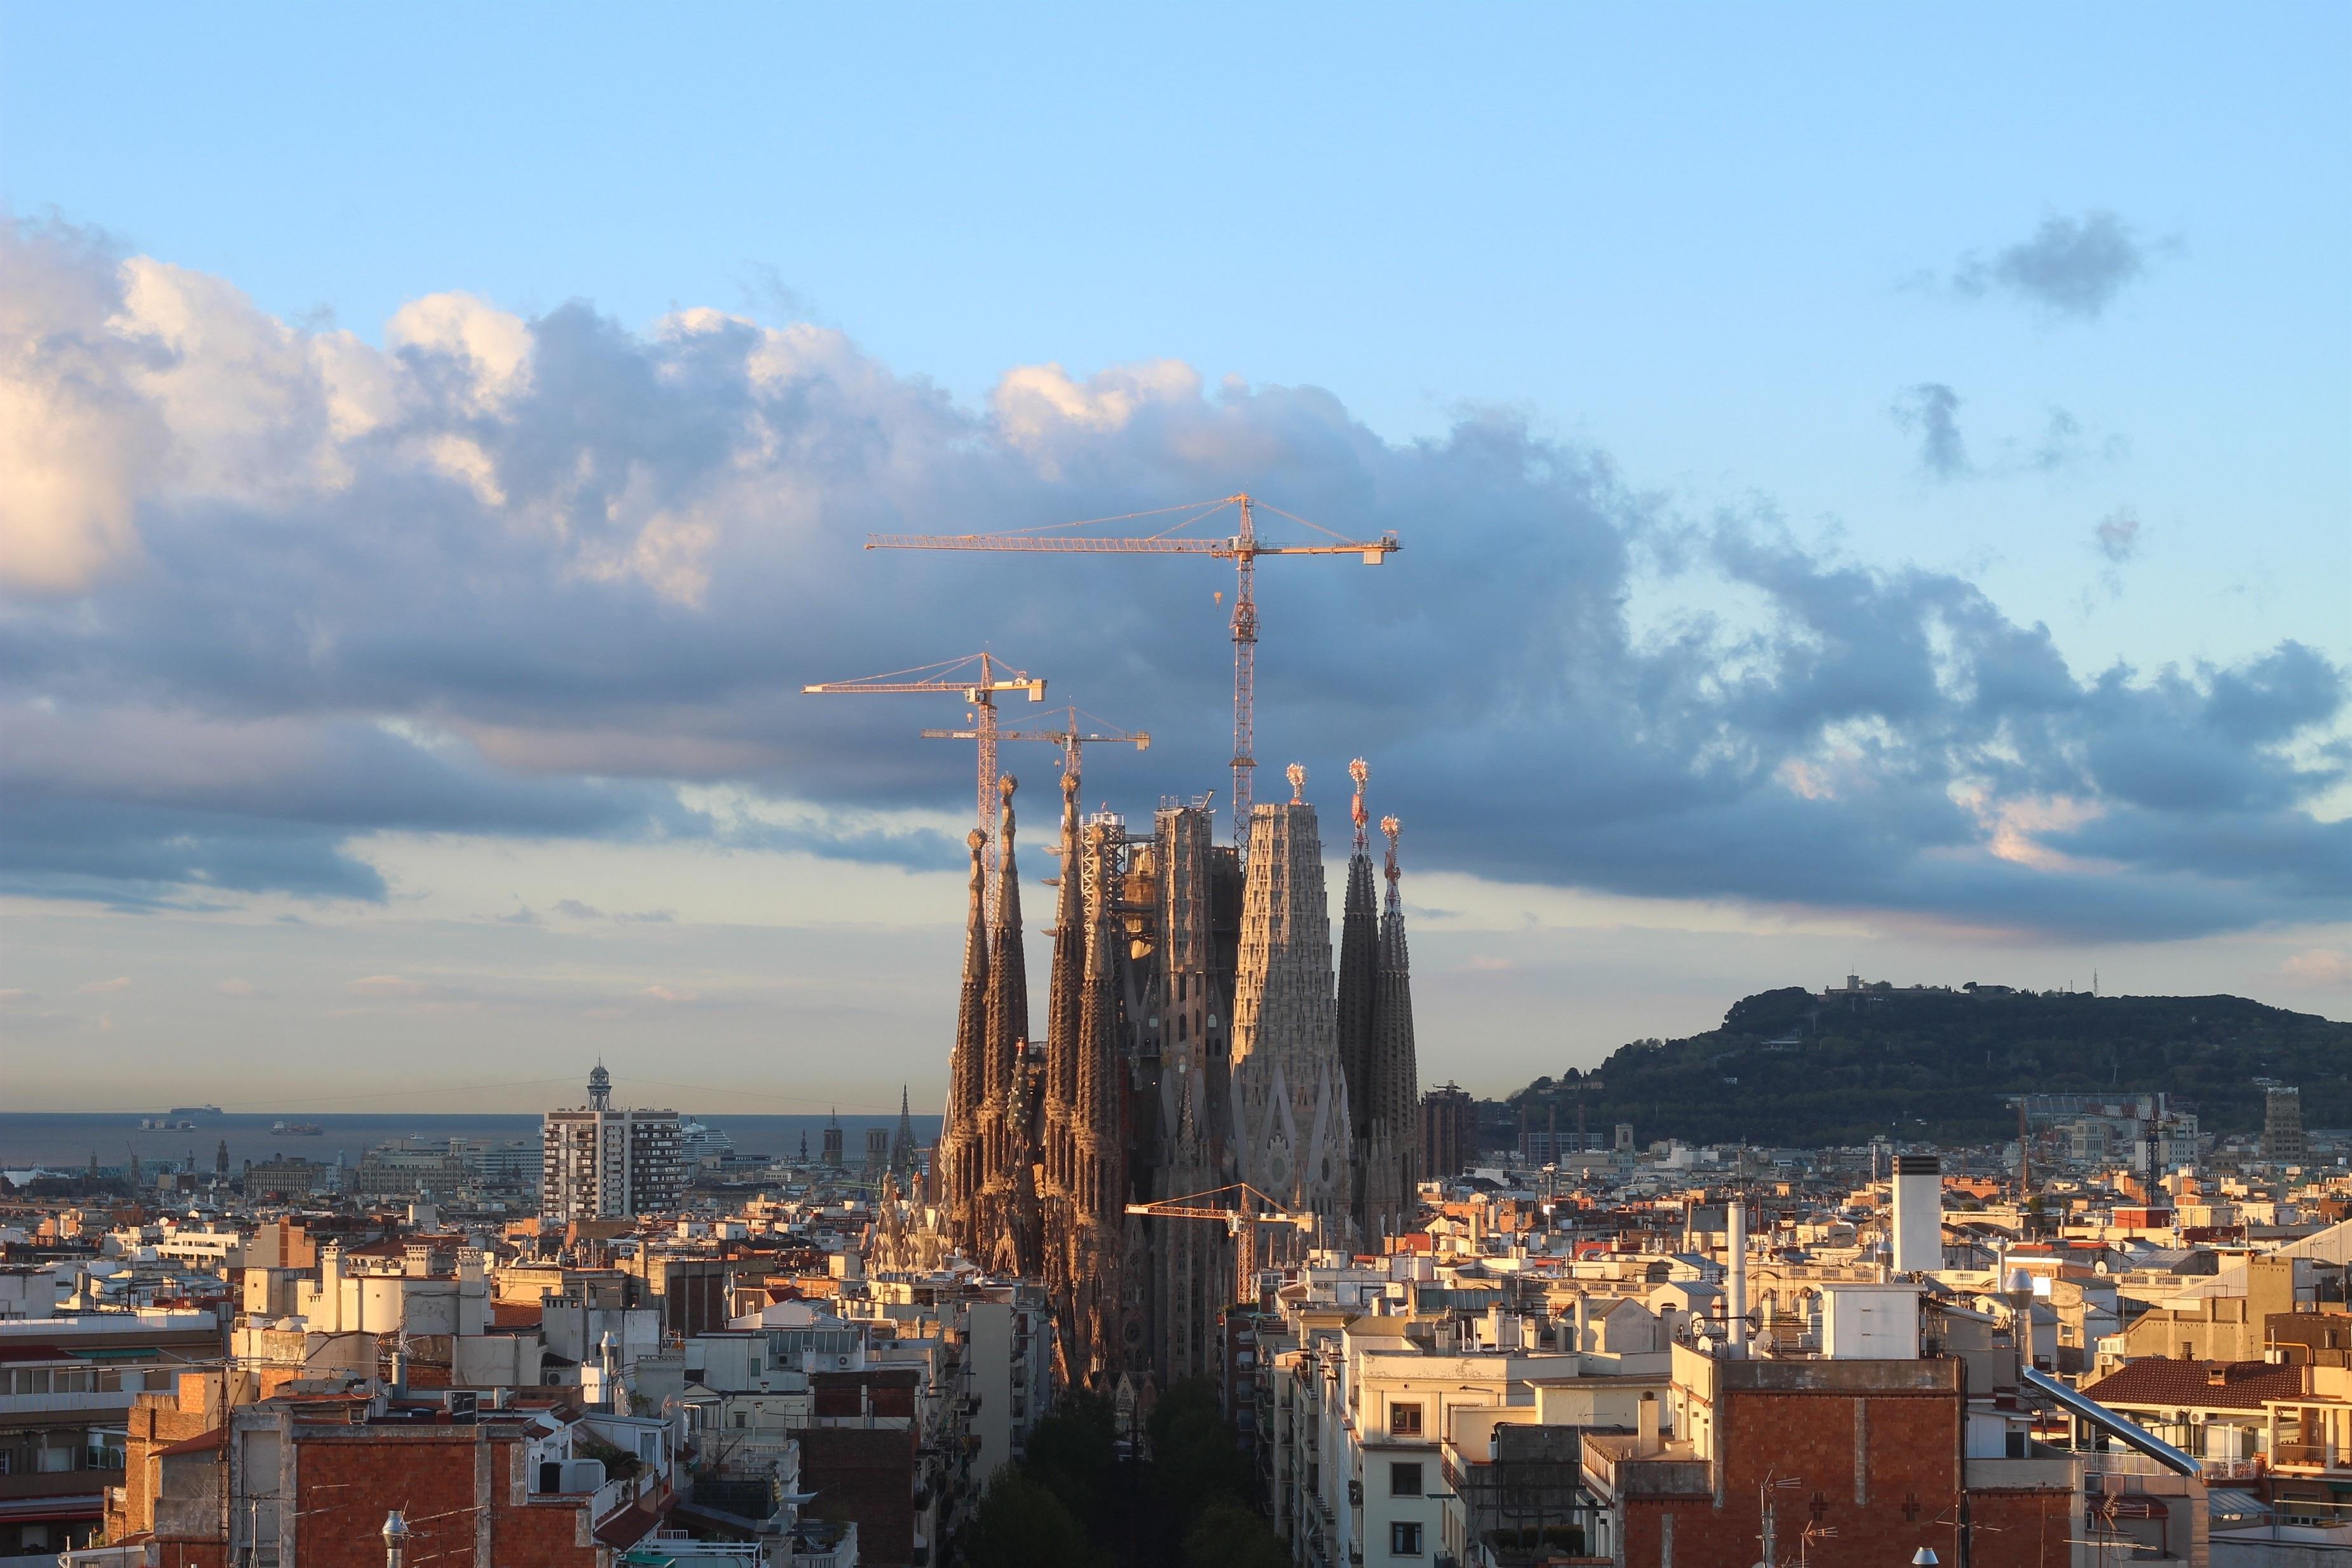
542, 1065, 687, 1222
1421, 1083, 1473, 1182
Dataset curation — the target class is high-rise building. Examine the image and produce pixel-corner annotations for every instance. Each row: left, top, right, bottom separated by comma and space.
540, 1064, 685, 1221
1420, 1082, 1473, 1180
2265, 1085, 2308, 1166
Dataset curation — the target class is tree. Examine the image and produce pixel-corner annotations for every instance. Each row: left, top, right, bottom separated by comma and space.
1182, 1499, 1287, 1568
1145, 1379, 1253, 1529
1022, 1390, 1121, 1541
960, 1469, 1098, 1568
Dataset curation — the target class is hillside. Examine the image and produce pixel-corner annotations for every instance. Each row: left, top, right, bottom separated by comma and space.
1503, 986, 2352, 1150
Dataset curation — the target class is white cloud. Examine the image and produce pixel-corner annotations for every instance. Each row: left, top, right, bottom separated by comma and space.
2281, 949, 2352, 988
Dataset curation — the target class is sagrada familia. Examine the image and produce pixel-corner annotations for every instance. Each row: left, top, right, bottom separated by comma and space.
933, 756, 1421, 1390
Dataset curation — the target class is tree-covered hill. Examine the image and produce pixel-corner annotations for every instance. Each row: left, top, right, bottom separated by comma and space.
1504, 986, 2352, 1150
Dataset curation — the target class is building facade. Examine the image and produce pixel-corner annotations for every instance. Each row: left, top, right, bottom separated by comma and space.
541, 1066, 686, 1222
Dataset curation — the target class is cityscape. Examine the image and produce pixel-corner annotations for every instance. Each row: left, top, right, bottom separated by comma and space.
3, 9, 2350, 1568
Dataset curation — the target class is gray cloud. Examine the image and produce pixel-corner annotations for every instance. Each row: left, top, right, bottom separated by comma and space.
1889, 386, 2118, 484
1951, 210, 2166, 320
2095, 507, 2142, 564
1891, 383, 1970, 478
2, 217, 2344, 942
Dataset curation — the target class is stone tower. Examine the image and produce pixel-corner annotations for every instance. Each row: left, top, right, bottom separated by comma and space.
938, 829, 988, 1253
978, 777, 1041, 1276
1227, 765, 1354, 1263
1041, 768, 1087, 1312
1334, 759, 1381, 1237
1140, 799, 1241, 1384
1361, 814, 1421, 1240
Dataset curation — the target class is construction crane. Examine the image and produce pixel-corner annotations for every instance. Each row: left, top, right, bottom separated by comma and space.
1125, 1183, 1315, 1238
802, 652, 1045, 911
869, 494, 1399, 847
920, 704, 1150, 789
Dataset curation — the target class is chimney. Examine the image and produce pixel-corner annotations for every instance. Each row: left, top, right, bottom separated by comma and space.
1573, 1293, 1592, 1354
1637, 1391, 1661, 1456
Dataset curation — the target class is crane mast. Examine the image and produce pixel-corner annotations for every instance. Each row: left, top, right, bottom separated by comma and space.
802, 651, 1046, 916
868, 494, 1397, 850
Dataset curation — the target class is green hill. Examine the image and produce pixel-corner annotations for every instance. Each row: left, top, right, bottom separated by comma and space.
1503, 986, 2352, 1150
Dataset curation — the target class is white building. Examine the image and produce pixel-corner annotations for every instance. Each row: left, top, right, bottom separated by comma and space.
542, 1064, 686, 1221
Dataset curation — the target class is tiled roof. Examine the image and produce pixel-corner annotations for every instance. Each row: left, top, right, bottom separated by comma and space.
2082, 1357, 2302, 1412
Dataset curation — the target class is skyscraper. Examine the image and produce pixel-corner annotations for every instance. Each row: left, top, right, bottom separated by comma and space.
540, 1064, 686, 1221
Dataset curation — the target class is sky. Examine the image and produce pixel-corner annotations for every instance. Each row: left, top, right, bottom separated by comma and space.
1, 5, 2347, 1114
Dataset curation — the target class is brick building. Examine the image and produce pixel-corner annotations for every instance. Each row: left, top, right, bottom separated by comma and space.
108, 1380, 674, 1568
1585, 1342, 2123, 1568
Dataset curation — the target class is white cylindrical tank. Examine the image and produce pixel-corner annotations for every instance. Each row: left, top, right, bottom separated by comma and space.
1892, 1155, 1943, 1275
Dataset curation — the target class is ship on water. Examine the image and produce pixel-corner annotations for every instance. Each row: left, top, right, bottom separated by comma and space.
270, 1120, 324, 1136
169, 1105, 224, 1120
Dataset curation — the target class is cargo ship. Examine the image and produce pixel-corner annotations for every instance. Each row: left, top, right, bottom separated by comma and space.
270, 1121, 325, 1136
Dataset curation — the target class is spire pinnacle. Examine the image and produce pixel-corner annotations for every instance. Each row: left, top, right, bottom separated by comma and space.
1349, 758, 1370, 852
1382, 815, 1403, 901
1287, 761, 1306, 803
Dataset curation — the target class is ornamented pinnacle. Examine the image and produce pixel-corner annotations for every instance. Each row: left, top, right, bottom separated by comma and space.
1381, 815, 1402, 885
1350, 758, 1370, 852
967, 828, 987, 853
1287, 761, 1306, 804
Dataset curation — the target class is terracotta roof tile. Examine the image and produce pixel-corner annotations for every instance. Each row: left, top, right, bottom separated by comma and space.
2082, 1357, 2303, 1412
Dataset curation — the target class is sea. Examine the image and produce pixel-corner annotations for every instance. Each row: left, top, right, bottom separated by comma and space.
0, 1111, 942, 1176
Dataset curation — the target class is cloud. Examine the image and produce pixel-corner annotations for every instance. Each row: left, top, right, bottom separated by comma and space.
347, 974, 430, 997
76, 976, 132, 993
0, 989, 35, 1007
1, 216, 2344, 944
2282, 950, 2352, 988
642, 985, 700, 1003
1949, 210, 2166, 320
2095, 507, 2142, 565
214, 978, 270, 998
1890, 386, 2119, 484
1891, 384, 1969, 479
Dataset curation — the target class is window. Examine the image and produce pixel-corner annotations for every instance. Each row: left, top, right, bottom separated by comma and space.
1390, 1520, 1423, 1555
1388, 1402, 1423, 1436
1390, 1461, 1422, 1497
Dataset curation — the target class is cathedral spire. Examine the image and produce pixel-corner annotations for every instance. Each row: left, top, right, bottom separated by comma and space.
1336, 759, 1380, 1235
1366, 813, 1421, 1238
981, 775, 1039, 1276
1229, 776, 1353, 1258
941, 828, 989, 1251
1043, 767, 1086, 1202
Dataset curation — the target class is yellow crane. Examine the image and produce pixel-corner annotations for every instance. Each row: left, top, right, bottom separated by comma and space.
869, 494, 1398, 846
1125, 1183, 1315, 1238
919, 704, 1149, 790
802, 651, 1044, 913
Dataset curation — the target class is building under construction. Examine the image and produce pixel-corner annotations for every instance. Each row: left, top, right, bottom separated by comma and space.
935, 758, 1423, 1391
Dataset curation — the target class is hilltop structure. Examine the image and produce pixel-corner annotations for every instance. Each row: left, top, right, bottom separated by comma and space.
936, 757, 1425, 1390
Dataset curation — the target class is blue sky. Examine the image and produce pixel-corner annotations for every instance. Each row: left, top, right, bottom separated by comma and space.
1, 4, 2346, 1111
